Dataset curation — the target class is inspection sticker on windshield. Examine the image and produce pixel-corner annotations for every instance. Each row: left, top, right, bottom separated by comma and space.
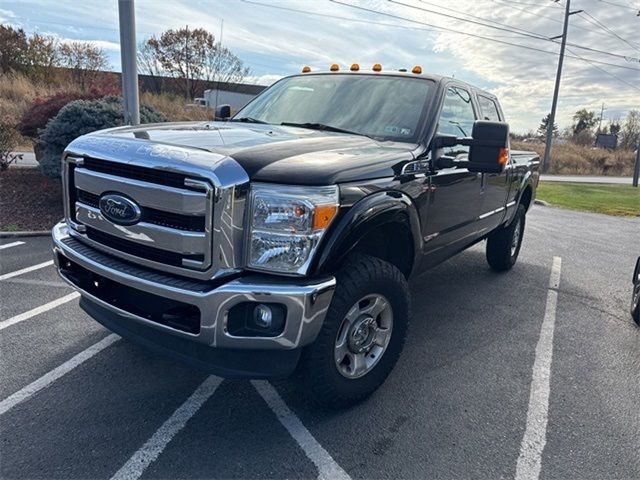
384, 125, 412, 136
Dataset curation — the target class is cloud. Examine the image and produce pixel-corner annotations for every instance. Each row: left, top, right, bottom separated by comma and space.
6, 0, 639, 132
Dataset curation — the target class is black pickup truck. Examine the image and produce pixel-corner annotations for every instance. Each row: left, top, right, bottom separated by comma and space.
52, 68, 539, 407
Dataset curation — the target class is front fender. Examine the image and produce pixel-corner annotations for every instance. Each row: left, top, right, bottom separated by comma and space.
310, 190, 422, 276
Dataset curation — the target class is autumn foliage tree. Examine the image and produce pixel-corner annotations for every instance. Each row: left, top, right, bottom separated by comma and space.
142, 27, 249, 99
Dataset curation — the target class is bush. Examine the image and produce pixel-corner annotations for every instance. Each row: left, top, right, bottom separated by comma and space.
0, 120, 21, 171
17, 88, 119, 138
39, 96, 167, 178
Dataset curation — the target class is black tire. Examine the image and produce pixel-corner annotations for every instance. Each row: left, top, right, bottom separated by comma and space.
297, 254, 410, 409
486, 204, 526, 272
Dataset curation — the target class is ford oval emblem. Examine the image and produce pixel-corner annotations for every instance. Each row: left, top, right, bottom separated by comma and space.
99, 194, 142, 226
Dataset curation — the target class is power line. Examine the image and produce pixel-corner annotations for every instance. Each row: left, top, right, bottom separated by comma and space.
578, 10, 640, 51
566, 46, 640, 92
489, 0, 627, 38
329, 0, 640, 71
391, 0, 640, 63
597, 0, 640, 13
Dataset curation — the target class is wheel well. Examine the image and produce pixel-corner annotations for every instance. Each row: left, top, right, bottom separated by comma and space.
520, 186, 533, 211
351, 222, 414, 278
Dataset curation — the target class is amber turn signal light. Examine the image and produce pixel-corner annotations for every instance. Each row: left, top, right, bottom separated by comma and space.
330, 63, 340, 71
313, 205, 338, 230
412, 65, 422, 74
350, 63, 360, 71
498, 147, 509, 166
302, 65, 311, 73
372, 63, 382, 72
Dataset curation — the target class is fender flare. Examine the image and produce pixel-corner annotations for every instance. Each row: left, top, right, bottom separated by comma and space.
310, 190, 422, 277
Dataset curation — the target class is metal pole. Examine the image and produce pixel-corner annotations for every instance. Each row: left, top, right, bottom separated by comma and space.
542, 0, 572, 173
633, 145, 639, 187
118, 0, 140, 125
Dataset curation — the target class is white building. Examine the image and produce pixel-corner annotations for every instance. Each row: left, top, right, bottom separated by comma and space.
203, 82, 267, 112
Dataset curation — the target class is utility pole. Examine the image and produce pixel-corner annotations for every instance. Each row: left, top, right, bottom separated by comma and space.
118, 0, 140, 125
598, 102, 605, 132
633, 145, 639, 187
542, 0, 582, 172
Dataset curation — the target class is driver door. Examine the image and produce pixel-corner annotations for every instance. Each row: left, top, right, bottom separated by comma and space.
422, 85, 483, 267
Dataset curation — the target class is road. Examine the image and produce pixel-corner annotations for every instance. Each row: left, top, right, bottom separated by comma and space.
540, 174, 634, 185
1, 206, 638, 480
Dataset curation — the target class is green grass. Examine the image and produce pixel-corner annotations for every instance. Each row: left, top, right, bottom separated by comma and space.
536, 182, 640, 217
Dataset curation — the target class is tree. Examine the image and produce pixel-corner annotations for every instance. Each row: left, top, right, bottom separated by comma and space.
609, 121, 621, 135
58, 42, 109, 91
572, 109, 599, 136
620, 109, 640, 150
538, 113, 558, 137
137, 40, 163, 93
144, 26, 249, 99
0, 25, 28, 73
25, 33, 60, 82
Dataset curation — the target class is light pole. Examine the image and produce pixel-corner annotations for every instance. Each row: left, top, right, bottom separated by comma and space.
118, 0, 140, 125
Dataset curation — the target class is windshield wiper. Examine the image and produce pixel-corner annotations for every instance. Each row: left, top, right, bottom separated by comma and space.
231, 117, 269, 124
280, 122, 368, 138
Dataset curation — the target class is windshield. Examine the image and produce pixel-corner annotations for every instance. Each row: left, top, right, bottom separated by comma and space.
234, 74, 434, 142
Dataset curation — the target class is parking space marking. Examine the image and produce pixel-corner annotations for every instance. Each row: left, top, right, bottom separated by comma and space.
0, 241, 25, 250
515, 256, 562, 480
0, 292, 80, 331
0, 333, 119, 416
0, 260, 54, 281
4, 278, 69, 288
252, 380, 351, 480
110, 376, 223, 480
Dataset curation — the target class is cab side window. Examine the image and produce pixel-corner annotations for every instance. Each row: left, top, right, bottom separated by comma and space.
437, 86, 476, 157
478, 95, 501, 121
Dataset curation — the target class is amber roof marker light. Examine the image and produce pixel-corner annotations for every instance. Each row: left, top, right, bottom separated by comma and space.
302, 65, 311, 73
412, 65, 423, 74
330, 63, 340, 71
350, 63, 360, 71
372, 63, 382, 72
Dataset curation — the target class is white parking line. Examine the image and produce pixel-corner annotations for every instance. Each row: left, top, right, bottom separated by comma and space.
252, 380, 351, 480
0, 334, 119, 416
0, 260, 54, 281
515, 256, 562, 480
110, 376, 223, 480
0, 292, 80, 331
0, 241, 25, 250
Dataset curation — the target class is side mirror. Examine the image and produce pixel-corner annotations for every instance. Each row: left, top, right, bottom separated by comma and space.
214, 104, 231, 120
467, 120, 509, 173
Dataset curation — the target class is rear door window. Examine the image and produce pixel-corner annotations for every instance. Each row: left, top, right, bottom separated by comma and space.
478, 95, 501, 121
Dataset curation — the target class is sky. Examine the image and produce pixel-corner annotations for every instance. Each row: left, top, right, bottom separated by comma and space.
1, 0, 639, 133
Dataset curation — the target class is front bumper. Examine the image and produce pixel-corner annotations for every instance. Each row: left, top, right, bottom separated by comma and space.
52, 222, 336, 378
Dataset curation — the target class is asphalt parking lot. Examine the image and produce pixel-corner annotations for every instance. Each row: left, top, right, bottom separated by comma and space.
1, 205, 638, 480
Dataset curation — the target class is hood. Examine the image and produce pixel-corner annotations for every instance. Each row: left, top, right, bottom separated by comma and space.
91, 121, 417, 185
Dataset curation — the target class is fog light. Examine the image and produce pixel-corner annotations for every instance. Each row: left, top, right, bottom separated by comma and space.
253, 304, 273, 329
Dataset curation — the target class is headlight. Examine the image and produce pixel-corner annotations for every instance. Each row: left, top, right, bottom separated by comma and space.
247, 183, 339, 274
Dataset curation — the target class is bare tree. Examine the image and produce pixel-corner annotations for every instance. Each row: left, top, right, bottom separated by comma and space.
204, 44, 250, 85
58, 42, 109, 91
137, 40, 163, 93
144, 27, 249, 99
620, 110, 640, 150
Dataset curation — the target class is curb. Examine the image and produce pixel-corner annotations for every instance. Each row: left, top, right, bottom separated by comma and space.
534, 199, 549, 207
0, 230, 51, 238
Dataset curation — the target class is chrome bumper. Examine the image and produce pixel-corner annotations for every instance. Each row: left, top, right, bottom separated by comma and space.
52, 222, 336, 351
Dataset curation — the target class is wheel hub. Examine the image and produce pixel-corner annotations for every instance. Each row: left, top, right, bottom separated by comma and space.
333, 293, 394, 379
348, 316, 376, 353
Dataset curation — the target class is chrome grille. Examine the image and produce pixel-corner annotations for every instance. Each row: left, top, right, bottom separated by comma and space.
64, 155, 216, 278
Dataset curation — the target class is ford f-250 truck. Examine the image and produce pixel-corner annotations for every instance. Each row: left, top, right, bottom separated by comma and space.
52, 67, 539, 408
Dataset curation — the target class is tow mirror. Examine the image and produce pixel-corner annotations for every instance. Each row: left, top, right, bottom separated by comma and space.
214, 104, 231, 120
467, 120, 509, 173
